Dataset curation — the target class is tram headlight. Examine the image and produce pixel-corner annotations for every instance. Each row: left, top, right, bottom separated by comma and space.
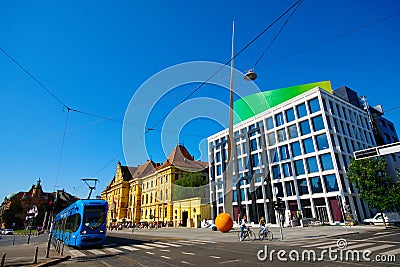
81, 230, 87, 234
99, 230, 104, 233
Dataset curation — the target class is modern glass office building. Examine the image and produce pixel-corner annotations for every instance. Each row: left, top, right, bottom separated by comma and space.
207, 81, 376, 225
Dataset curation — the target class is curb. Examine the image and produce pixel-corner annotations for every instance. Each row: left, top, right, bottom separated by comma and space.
35, 255, 71, 267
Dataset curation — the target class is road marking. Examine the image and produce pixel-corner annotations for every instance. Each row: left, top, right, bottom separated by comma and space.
192, 239, 216, 243
181, 252, 195, 255
302, 241, 337, 248
69, 250, 86, 258
180, 261, 195, 265
146, 251, 155, 255
160, 255, 171, 259
319, 243, 340, 249
88, 249, 106, 255
210, 256, 221, 259
382, 247, 400, 255
174, 241, 193, 246
155, 241, 182, 247
120, 245, 139, 251
367, 233, 400, 240
132, 244, 155, 249
219, 259, 240, 264
103, 248, 123, 254
160, 249, 170, 252
367, 244, 395, 252
373, 232, 388, 235
146, 243, 169, 248
347, 242, 375, 249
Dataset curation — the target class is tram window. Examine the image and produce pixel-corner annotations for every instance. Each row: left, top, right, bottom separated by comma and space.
84, 207, 105, 229
65, 214, 81, 232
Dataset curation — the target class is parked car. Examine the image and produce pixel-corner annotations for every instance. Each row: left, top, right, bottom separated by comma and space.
363, 212, 400, 225
2, 229, 13, 235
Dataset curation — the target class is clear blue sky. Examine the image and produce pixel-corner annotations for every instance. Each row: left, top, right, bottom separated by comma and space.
1, 0, 399, 201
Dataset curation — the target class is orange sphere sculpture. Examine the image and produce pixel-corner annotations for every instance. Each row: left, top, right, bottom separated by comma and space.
215, 213, 233, 233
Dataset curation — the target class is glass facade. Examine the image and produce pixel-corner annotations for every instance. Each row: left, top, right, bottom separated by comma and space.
208, 86, 376, 225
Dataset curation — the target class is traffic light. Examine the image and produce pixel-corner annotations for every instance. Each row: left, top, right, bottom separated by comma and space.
274, 197, 285, 212
47, 196, 54, 211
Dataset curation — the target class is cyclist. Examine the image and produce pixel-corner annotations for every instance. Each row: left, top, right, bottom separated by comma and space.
239, 215, 248, 241
259, 216, 266, 234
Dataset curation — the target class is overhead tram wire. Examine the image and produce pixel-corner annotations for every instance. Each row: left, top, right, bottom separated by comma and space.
145, 0, 303, 133
91, 0, 304, 176
54, 109, 70, 188
252, 0, 303, 69
264, 10, 400, 65
2, 0, 303, 182
0, 47, 70, 110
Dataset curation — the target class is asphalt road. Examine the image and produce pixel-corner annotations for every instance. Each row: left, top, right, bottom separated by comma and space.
54, 227, 400, 267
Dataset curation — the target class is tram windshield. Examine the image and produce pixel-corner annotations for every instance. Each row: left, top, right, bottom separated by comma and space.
84, 206, 105, 229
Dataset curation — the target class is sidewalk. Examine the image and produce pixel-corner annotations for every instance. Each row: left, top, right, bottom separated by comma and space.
0, 236, 70, 267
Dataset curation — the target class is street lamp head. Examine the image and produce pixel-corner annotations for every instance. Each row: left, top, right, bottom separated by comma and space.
244, 69, 257, 81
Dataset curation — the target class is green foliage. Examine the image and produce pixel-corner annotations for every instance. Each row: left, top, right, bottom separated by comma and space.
1, 201, 23, 229
174, 172, 207, 187
172, 172, 208, 201
347, 157, 399, 213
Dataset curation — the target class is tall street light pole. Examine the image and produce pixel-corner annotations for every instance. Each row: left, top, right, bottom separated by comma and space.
224, 21, 235, 217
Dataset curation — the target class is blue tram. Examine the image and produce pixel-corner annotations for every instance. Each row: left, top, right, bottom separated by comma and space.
52, 199, 108, 247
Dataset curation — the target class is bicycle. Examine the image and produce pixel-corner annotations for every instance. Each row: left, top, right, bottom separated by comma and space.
258, 227, 273, 241
238, 226, 256, 241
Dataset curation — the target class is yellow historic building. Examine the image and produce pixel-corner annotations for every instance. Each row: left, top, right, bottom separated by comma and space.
102, 145, 210, 227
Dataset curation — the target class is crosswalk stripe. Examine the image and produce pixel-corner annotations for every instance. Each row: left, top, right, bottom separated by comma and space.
382, 247, 400, 255
88, 249, 106, 255
132, 244, 155, 249
145, 243, 169, 248
69, 250, 86, 258
103, 247, 122, 254
120, 245, 139, 251
180, 261, 195, 265
373, 232, 388, 235
286, 241, 309, 246
161, 255, 171, 259
319, 243, 340, 249
182, 252, 195, 255
146, 251, 155, 255
367, 244, 395, 252
210, 256, 221, 259
174, 241, 193, 246
367, 233, 400, 240
192, 239, 216, 244
155, 241, 182, 247
347, 242, 375, 249
302, 241, 336, 248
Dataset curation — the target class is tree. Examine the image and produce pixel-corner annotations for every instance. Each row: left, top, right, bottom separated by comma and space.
172, 172, 208, 201
347, 157, 398, 226
174, 172, 208, 187
1, 201, 22, 229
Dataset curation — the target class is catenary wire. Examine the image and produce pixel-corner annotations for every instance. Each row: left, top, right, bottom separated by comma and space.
146, 0, 302, 132
252, 0, 302, 69
263, 10, 400, 65
54, 109, 70, 188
